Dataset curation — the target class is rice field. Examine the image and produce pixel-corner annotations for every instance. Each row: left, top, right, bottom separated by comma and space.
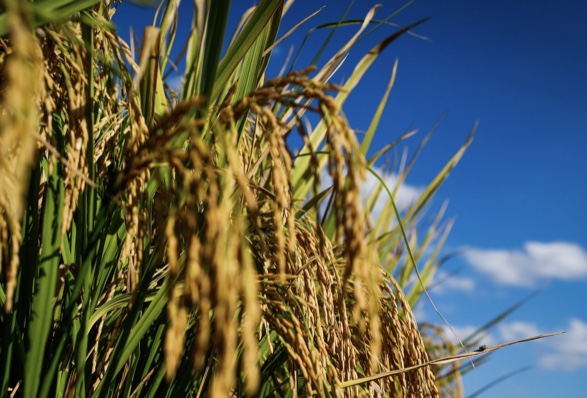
0, 1, 555, 397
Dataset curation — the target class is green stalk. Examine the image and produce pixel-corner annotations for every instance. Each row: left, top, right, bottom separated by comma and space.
24, 159, 64, 398
71, 16, 97, 396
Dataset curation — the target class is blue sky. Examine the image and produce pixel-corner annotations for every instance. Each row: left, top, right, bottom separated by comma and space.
115, 1, 587, 396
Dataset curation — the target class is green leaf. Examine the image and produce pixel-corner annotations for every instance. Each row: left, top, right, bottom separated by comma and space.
0, 0, 103, 37
25, 159, 64, 398
211, 0, 282, 101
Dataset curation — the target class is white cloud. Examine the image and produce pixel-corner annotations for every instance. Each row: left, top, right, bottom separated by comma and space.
497, 321, 543, 342
539, 318, 587, 371
496, 319, 587, 371
442, 324, 495, 347
360, 168, 424, 218
462, 241, 587, 286
430, 270, 476, 294
426, 319, 587, 372
319, 167, 424, 220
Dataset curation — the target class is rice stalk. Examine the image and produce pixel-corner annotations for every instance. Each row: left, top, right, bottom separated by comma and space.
0, 0, 44, 312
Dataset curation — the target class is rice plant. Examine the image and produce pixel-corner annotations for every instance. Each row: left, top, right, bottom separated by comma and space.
0, 1, 485, 397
